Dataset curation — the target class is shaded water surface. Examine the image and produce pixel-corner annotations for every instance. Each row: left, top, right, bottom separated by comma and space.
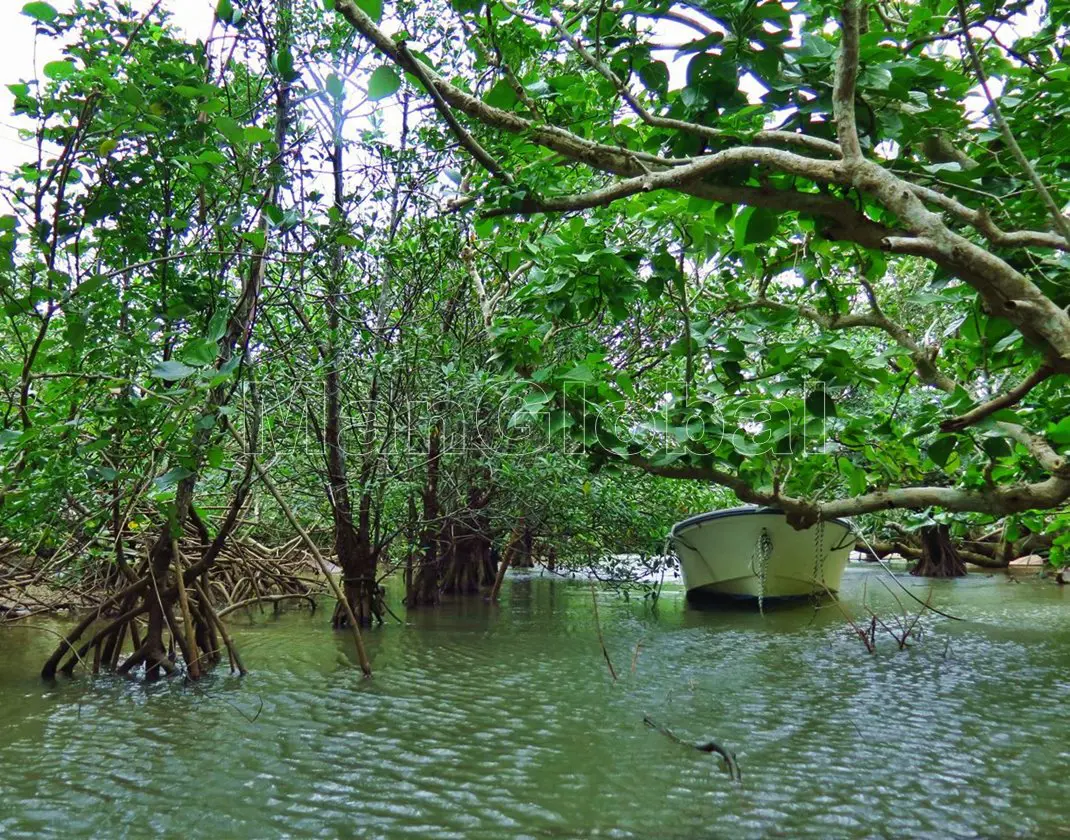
1, 567, 1068, 838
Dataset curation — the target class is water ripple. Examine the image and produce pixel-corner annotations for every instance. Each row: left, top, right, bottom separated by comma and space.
1, 569, 1068, 838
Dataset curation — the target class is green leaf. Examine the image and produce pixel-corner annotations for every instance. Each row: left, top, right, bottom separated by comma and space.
207, 308, 229, 342
273, 46, 298, 81
637, 60, 669, 96
730, 433, 762, 456
242, 229, 267, 250
355, 0, 383, 23
991, 330, 1022, 353
180, 337, 218, 368
153, 467, 194, 491
243, 125, 274, 144
22, 2, 58, 23
484, 78, 518, 109
981, 436, 1011, 459
207, 446, 225, 469
76, 275, 108, 297
98, 138, 118, 156
367, 66, 401, 101
152, 360, 197, 381
43, 60, 76, 80
215, 0, 235, 24
522, 391, 553, 413
218, 354, 241, 378
804, 387, 836, 418
734, 207, 779, 249
1048, 417, 1070, 445
563, 363, 595, 383
215, 116, 245, 146
928, 436, 957, 468
326, 73, 345, 100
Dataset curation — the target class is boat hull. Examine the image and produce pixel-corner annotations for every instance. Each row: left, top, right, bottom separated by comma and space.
671, 508, 853, 599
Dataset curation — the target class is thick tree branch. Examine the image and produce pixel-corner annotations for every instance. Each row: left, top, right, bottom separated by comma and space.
335, 0, 1070, 367
907, 184, 1070, 253
630, 453, 1070, 524
485, 146, 845, 216
833, 0, 863, 161
625, 454, 776, 507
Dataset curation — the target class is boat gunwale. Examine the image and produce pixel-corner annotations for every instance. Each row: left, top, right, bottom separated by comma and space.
670, 506, 852, 535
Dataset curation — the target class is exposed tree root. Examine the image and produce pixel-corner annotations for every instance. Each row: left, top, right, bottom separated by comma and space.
912, 525, 967, 578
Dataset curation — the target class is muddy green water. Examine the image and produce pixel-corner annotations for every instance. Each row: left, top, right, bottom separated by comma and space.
1, 567, 1068, 839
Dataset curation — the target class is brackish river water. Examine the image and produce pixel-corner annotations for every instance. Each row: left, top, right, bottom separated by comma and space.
1, 566, 1068, 838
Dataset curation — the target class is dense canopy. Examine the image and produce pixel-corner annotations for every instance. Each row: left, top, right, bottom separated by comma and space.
1, 0, 1068, 677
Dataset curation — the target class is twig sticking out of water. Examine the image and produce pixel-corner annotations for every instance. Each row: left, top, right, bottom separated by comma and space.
590, 580, 617, 681
643, 714, 741, 782
825, 582, 876, 654
852, 527, 963, 621
630, 639, 643, 675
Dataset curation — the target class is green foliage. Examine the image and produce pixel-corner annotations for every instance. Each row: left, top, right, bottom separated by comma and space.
4, 0, 1069, 583
367, 65, 400, 100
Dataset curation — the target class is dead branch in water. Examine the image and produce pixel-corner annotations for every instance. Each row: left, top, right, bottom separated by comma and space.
590, 580, 618, 681
642, 715, 741, 782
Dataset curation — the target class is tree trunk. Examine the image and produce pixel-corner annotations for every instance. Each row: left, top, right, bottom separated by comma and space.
911, 524, 967, 578
409, 420, 442, 606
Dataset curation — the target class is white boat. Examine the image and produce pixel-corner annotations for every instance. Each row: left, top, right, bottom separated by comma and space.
670, 507, 854, 601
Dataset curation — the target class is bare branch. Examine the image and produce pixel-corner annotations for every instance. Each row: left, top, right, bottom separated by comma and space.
907, 184, 1070, 253
396, 41, 512, 184
485, 146, 845, 216
941, 365, 1055, 431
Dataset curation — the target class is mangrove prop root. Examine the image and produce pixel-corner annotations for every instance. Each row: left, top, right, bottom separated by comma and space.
643, 715, 741, 782
227, 420, 372, 677
172, 539, 201, 680
40, 498, 325, 678
197, 579, 246, 676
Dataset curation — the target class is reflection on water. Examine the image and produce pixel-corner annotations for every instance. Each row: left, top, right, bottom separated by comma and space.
1, 566, 1068, 838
